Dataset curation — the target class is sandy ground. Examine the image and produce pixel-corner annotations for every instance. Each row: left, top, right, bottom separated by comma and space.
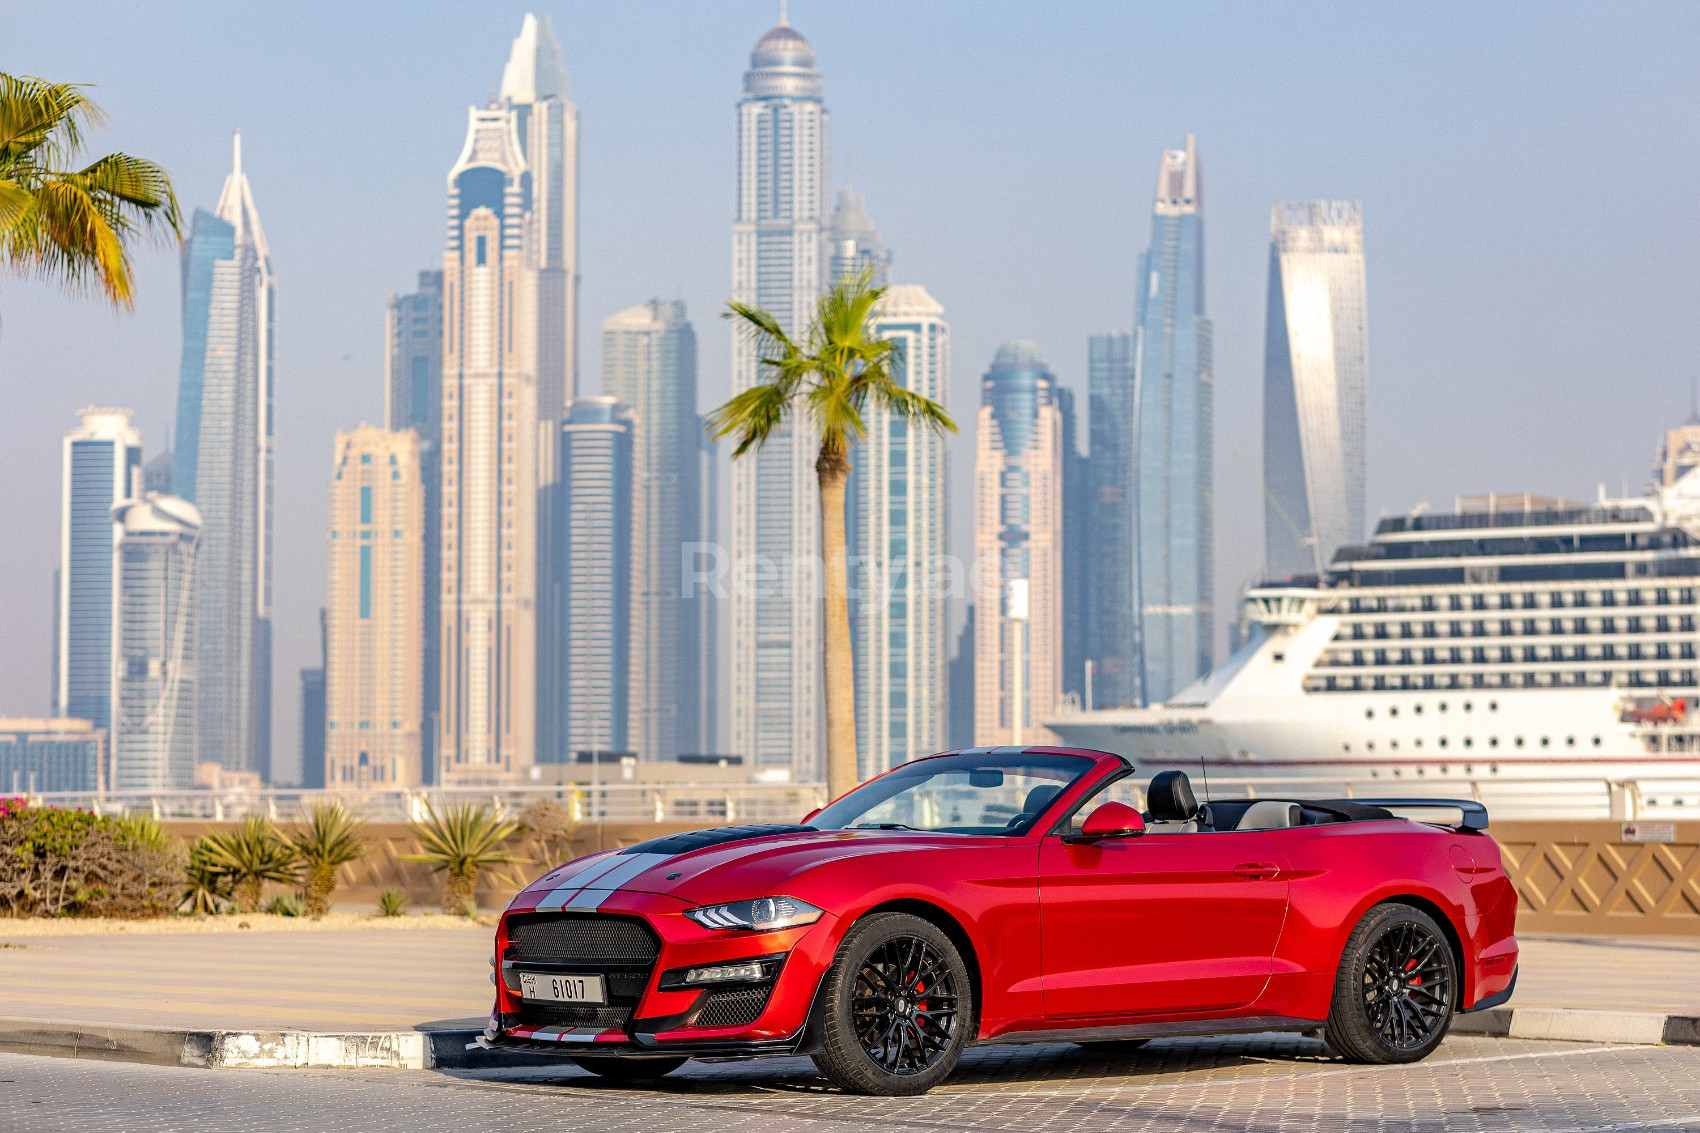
0, 912, 494, 937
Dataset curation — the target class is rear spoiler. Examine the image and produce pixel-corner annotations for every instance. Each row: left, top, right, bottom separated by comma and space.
1342, 797, 1490, 832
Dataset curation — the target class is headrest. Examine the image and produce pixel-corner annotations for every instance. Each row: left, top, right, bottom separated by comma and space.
1147, 770, 1199, 822
1021, 783, 1062, 817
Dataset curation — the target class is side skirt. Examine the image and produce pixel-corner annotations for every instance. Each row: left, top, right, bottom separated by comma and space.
977, 1015, 1327, 1047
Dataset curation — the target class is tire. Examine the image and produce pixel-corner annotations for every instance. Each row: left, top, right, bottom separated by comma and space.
810, 912, 975, 1096
568, 1055, 687, 1081
1324, 903, 1458, 1064
1075, 1038, 1151, 1054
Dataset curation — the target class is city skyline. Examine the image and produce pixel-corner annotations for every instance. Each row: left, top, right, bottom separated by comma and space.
3, 2, 1700, 775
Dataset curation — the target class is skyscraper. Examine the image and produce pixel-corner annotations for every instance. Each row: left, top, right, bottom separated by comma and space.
602, 300, 700, 761
729, 15, 830, 778
386, 270, 444, 782
556, 398, 634, 755
853, 285, 949, 778
439, 103, 537, 785
112, 494, 200, 791
1057, 384, 1089, 707
973, 342, 1064, 746
325, 427, 424, 789
1263, 200, 1368, 578
829, 186, 889, 287
500, 12, 579, 422
1086, 332, 1138, 708
172, 132, 274, 780
55, 408, 141, 731
1133, 135, 1213, 706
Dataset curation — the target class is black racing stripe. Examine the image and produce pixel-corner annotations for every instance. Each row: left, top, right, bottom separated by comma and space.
619, 824, 816, 856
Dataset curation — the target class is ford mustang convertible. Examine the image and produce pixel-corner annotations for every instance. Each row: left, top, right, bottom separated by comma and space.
478, 747, 1519, 1095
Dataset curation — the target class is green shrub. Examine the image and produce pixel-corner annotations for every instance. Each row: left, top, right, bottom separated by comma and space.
284, 802, 366, 917
403, 801, 523, 917
376, 888, 408, 917
0, 802, 179, 918
263, 893, 305, 917
181, 836, 234, 915
198, 817, 297, 912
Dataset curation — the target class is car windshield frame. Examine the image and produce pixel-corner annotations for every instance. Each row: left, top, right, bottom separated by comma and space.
810, 752, 1100, 837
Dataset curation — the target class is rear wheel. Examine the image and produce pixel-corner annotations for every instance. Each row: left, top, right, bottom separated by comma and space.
568, 1055, 687, 1081
810, 912, 974, 1096
1325, 903, 1457, 1064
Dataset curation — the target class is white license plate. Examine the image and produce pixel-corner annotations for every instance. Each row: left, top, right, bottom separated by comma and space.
518, 972, 607, 1004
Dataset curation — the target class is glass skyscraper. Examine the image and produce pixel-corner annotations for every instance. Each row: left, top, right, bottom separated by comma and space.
602, 300, 701, 761
556, 398, 634, 754
112, 494, 201, 791
172, 132, 274, 780
829, 186, 889, 287
55, 407, 141, 732
1133, 135, 1213, 705
729, 14, 830, 779
854, 284, 949, 778
1263, 201, 1368, 578
1086, 332, 1138, 708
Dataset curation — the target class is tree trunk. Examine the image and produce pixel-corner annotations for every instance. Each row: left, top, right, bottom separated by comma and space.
444, 866, 476, 917
235, 876, 263, 913
818, 448, 859, 801
304, 863, 337, 918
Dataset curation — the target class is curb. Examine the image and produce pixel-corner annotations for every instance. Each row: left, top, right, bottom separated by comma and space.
1452, 1008, 1700, 1046
0, 1019, 562, 1071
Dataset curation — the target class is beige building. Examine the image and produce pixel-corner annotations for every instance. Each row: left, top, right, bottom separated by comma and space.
973, 342, 1064, 746
439, 104, 538, 785
326, 427, 424, 788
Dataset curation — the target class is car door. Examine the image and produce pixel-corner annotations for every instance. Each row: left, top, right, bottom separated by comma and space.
1038, 790, 1290, 1018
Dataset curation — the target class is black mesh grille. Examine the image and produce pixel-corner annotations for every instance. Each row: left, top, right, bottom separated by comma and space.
507, 914, 658, 965
515, 1003, 634, 1030
694, 986, 771, 1029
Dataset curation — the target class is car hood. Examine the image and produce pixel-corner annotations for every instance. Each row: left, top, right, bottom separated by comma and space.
513, 823, 991, 911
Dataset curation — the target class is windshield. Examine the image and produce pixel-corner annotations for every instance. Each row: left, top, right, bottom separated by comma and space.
811, 753, 1097, 836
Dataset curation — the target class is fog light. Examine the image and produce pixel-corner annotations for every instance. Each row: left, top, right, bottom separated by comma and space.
659, 953, 784, 989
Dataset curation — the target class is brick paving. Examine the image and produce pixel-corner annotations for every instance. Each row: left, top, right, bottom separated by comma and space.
2, 1034, 1697, 1132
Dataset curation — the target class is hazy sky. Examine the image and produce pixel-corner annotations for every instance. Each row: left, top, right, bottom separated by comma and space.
3, 1, 1698, 781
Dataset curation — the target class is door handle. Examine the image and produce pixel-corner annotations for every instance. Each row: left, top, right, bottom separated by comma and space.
1233, 862, 1280, 881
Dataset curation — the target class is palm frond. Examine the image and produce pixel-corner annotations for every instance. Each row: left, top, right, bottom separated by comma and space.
402, 801, 523, 873
286, 801, 367, 869
708, 380, 795, 456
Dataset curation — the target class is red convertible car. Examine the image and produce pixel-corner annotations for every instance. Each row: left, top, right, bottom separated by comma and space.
479, 747, 1519, 1095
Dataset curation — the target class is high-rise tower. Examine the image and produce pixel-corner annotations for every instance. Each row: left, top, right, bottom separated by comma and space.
973, 342, 1064, 746
730, 14, 830, 778
602, 300, 701, 761
55, 407, 141, 732
854, 285, 949, 777
1263, 201, 1368, 578
829, 187, 889, 287
172, 132, 274, 780
439, 103, 537, 785
1086, 332, 1138, 708
326, 427, 424, 788
112, 493, 201, 791
1133, 135, 1213, 706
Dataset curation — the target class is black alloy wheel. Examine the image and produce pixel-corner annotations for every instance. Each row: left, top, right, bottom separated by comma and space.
811, 912, 975, 1095
1325, 903, 1457, 1063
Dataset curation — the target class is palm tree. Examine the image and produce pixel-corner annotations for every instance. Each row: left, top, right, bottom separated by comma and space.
285, 802, 367, 918
199, 817, 297, 912
713, 271, 957, 800
180, 836, 233, 915
0, 74, 181, 308
403, 801, 523, 917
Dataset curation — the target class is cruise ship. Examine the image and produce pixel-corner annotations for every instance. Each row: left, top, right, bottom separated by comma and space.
1048, 444, 1700, 785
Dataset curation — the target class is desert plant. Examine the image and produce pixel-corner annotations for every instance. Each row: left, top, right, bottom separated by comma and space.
263, 893, 305, 917
199, 817, 296, 912
516, 797, 577, 865
180, 836, 233, 915
376, 888, 408, 918
0, 803, 177, 918
284, 801, 366, 917
713, 269, 957, 799
403, 801, 523, 917
0, 74, 181, 308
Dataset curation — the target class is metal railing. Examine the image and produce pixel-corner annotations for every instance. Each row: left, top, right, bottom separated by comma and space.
16, 775, 1700, 824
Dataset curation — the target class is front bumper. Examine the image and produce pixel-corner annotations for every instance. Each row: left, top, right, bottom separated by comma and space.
489, 891, 838, 1053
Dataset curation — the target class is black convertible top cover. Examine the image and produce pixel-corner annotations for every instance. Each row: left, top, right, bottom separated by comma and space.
620, 824, 817, 856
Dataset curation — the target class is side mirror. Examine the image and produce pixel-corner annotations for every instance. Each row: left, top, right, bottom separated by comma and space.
1064, 801, 1146, 844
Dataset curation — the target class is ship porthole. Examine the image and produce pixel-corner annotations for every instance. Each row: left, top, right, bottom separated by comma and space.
1515, 737, 1525, 747
1592, 736, 1602, 746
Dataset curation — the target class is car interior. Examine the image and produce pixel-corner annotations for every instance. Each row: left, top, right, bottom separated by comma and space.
1057, 768, 1398, 836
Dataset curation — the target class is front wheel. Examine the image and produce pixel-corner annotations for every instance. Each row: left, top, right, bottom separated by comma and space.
1324, 903, 1457, 1064
568, 1055, 687, 1081
810, 912, 975, 1096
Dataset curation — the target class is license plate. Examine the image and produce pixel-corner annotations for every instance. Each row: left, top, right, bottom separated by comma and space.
518, 973, 607, 1004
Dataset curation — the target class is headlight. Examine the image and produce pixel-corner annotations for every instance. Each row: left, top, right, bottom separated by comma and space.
684, 895, 824, 932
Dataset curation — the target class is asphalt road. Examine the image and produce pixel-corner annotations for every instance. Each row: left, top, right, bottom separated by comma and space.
3, 1033, 1698, 1132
